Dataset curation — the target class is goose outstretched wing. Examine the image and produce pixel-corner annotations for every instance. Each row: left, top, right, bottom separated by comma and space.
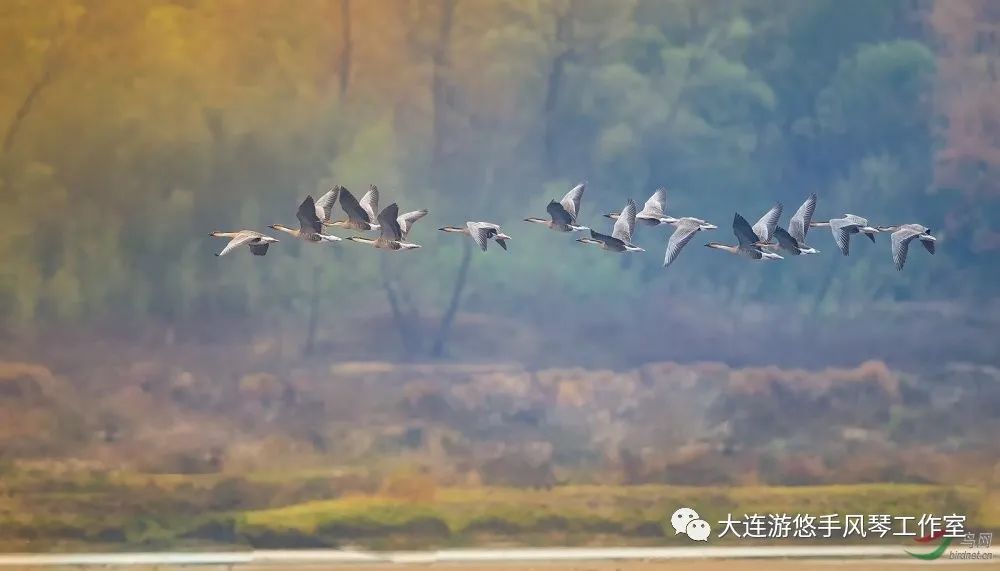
788, 194, 816, 244
314, 186, 341, 222
612, 199, 637, 243
752, 202, 783, 242
398, 209, 428, 237
339, 188, 371, 224
378, 203, 402, 241
297, 196, 323, 235
663, 220, 700, 267
559, 182, 585, 222
733, 212, 759, 248
641, 188, 667, 217
360, 185, 380, 222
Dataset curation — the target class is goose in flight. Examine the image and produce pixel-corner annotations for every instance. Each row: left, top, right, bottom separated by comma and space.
877, 223, 936, 270
605, 188, 718, 230
811, 214, 879, 256
705, 212, 784, 261
209, 230, 279, 257
439, 222, 511, 251
269, 196, 343, 243
761, 194, 820, 255
663, 218, 712, 267
345, 203, 422, 251
577, 198, 645, 253
524, 182, 589, 232
325, 185, 381, 231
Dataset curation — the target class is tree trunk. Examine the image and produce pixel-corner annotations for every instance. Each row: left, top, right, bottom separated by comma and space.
338, 0, 352, 100
302, 266, 322, 356
543, 5, 574, 173
430, 239, 472, 358
430, 0, 456, 167
380, 255, 419, 356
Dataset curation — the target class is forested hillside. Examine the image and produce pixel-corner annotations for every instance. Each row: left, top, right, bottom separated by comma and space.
2, 1, 998, 362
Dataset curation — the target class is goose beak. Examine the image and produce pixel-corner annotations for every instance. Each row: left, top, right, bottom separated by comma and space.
703, 224, 718, 230
924, 234, 937, 241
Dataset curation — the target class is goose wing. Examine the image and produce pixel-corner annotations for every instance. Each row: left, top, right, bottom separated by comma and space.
752, 202, 783, 242
641, 188, 666, 217
891, 227, 921, 271
830, 218, 852, 256
378, 203, 402, 241
546, 200, 574, 225
663, 220, 700, 267
314, 186, 341, 221
788, 193, 816, 244
612, 199, 637, 243
297, 196, 323, 235
339, 188, 371, 223
732, 212, 759, 247
360, 185, 380, 222
216, 231, 258, 257
248, 242, 271, 256
773, 226, 801, 255
467, 222, 498, 252
559, 182, 585, 221
398, 209, 429, 237
921, 237, 935, 254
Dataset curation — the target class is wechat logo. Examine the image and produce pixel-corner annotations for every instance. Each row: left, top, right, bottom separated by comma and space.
671, 507, 712, 542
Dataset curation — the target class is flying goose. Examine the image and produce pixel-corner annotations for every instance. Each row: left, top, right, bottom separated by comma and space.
811, 214, 879, 256
663, 218, 711, 267
605, 188, 718, 230
762, 194, 820, 255
705, 212, 784, 261
524, 182, 589, 232
269, 196, 343, 243
345, 203, 422, 251
325, 186, 381, 231
876, 224, 936, 270
209, 230, 279, 257
577, 198, 645, 253
314, 186, 341, 223
439, 222, 511, 252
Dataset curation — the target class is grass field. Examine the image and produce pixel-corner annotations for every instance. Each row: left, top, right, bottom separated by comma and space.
5, 477, 996, 552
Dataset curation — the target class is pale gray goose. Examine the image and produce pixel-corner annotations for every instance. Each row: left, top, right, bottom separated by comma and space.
439, 222, 511, 252
209, 230, 279, 257
269, 196, 343, 243
524, 182, 589, 232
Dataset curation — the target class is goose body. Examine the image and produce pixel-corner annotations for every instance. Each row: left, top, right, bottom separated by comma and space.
209, 230, 279, 257
345, 203, 422, 251
577, 198, 644, 253
877, 223, 936, 270
524, 182, 589, 232
705, 212, 784, 261
270, 196, 343, 243
439, 221, 511, 251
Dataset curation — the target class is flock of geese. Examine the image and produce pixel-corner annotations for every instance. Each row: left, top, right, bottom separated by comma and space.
210, 182, 936, 271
